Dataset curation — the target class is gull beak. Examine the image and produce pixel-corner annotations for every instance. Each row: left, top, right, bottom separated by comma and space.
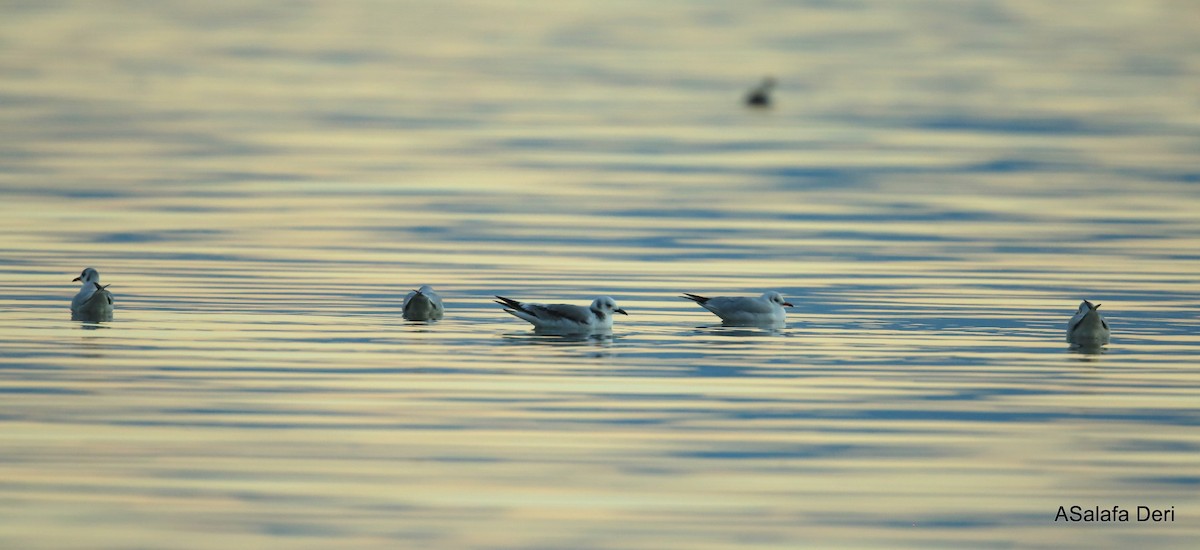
72, 276, 81, 282
614, 308, 628, 315
782, 302, 794, 307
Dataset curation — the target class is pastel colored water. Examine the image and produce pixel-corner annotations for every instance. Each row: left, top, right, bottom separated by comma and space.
2, 1, 1199, 548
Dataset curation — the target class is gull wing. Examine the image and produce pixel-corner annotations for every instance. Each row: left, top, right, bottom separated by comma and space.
534, 303, 593, 324
706, 296, 774, 315
495, 296, 592, 324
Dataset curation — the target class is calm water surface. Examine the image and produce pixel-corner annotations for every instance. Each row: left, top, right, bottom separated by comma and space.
2, 1, 1199, 548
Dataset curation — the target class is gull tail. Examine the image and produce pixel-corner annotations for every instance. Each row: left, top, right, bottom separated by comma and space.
494, 296, 530, 317
494, 296, 523, 309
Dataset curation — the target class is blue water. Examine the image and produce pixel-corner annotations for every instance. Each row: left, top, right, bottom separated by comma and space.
2, 1, 1199, 548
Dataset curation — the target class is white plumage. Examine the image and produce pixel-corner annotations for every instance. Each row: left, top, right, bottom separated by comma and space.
495, 295, 627, 333
71, 267, 114, 321
681, 291, 793, 326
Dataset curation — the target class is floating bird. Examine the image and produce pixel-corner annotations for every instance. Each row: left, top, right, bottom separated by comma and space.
1067, 300, 1109, 347
495, 295, 627, 333
681, 291, 793, 326
403, 285, 444, 321
71, 267, 114, 321
745, 76, 776, 107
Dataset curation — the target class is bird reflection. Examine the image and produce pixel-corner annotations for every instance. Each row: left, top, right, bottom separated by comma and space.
1068, 343, 1107, 358
501, 330, 615, 345
75, 320, 111, 331
690, 324, 787, 338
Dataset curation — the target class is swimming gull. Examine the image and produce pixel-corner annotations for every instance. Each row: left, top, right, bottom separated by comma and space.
681, 291, 793, 326
403, 285, 444, 321
495, 295, 627, 333
71, 267, 114, 321
1067, 299, 1109, 347
745, 76, 776, 107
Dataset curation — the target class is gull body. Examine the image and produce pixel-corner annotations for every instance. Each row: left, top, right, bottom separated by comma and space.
745, 76, 776, 107
1067, 300, 1109, 347
682, 291, 793, 326
71, 267, 114, 321
495, 295, 627, 334
403, 285, 444, 321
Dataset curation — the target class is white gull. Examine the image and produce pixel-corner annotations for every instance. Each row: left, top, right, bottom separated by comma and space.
1067, 300, 1109, 347
681, 291, 793, 326
403, 285, 444, 321
71, 267, 114, 321
495, 295, 627, 333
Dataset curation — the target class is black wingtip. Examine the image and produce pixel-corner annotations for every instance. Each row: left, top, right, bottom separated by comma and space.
680, 293, 709, 304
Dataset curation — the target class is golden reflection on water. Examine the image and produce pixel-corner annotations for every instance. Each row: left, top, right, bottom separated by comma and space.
3, 0, 1200, 548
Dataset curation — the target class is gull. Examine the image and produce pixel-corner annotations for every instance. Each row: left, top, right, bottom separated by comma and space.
681, 291, 793, 326
495, 295, 627, 333
403, 285, 444, 321
745, 76, 776, 108
71, 267, 114, 321
1067, 300, 1109, 347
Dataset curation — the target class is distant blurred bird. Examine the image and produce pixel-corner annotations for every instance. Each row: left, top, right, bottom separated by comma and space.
745, 76, 776, 107
681, 291, 793, 326
71, 267, 114, 321
495, 295, 627, 333
1066, 300, 1109, 347
403, 285, 444, 321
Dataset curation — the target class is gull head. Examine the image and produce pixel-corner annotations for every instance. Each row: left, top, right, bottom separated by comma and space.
415, 285, 436, 295
763, 291, 794, 308
73, 267, 100, 286
592, 296, 628, 316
